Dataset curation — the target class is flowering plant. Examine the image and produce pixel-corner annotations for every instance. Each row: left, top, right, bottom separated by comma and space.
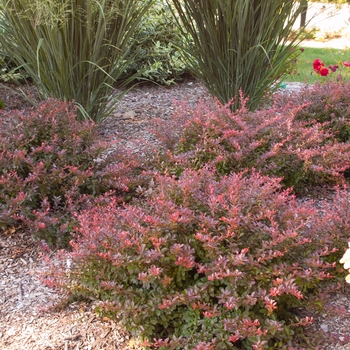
340, 243, 350, 283
313, 58, 330, 76
313, 58, 350, 78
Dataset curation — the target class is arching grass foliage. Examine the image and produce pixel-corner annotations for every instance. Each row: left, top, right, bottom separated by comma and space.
0, 0, 153, 122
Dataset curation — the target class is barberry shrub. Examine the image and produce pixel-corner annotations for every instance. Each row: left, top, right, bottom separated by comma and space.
0, 99, 136, 247
150, 95, 350, 191
276, 81, 350, 143
42, 168, 338, 349
312, 185, 350, 260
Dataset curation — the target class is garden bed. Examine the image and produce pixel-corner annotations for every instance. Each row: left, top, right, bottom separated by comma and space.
1, 80, 350, 349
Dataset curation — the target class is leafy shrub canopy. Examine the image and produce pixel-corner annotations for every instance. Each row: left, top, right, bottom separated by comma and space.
42, 168, 339, 349
150, 93, 350, 191
2, 77, 349, 347
0, 99, 136, 247
125, 0, 189, 85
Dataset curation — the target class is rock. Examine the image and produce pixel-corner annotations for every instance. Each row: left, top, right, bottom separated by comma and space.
123, 111, 136, 119
320, 323, 329, 333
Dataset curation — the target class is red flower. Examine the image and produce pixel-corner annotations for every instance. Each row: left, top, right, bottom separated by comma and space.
319, 67, 329, 76
313, 58, 324, 71
344, 61, 350, 67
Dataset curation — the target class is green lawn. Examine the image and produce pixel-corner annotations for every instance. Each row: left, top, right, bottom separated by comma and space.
282, 45, 350, 84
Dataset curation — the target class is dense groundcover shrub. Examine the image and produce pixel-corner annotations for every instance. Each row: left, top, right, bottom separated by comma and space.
275, 81, 350, 143
0, 99, 137, 247
311, 184, 350, 256
42, 168, 341, 349
150, 95, 350, 190
125, 0, 189, 85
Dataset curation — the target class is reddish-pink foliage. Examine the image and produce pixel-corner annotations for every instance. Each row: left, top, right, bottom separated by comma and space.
0, 99, 138, 246
5, 86, 350, 348
276, 81, 350, 143
41, 168, 339, 348
150, 95, 350, 190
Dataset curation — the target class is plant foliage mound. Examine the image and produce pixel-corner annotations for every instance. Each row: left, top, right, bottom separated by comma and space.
126, 0, 189, 85
0, 99, 135, 247
276, 81, 350, 143
151, 95, 350, 191
11, 80, 350, 348
43, 168, 339, 349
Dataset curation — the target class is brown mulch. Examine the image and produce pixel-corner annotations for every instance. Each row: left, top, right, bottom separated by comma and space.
1, 83, 38, 111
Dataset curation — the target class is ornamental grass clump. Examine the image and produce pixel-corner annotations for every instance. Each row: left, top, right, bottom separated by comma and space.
42, 168, 338, 349
0, 0, 153, 122
0, 99, 138, 247
166, 0, 307, 111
